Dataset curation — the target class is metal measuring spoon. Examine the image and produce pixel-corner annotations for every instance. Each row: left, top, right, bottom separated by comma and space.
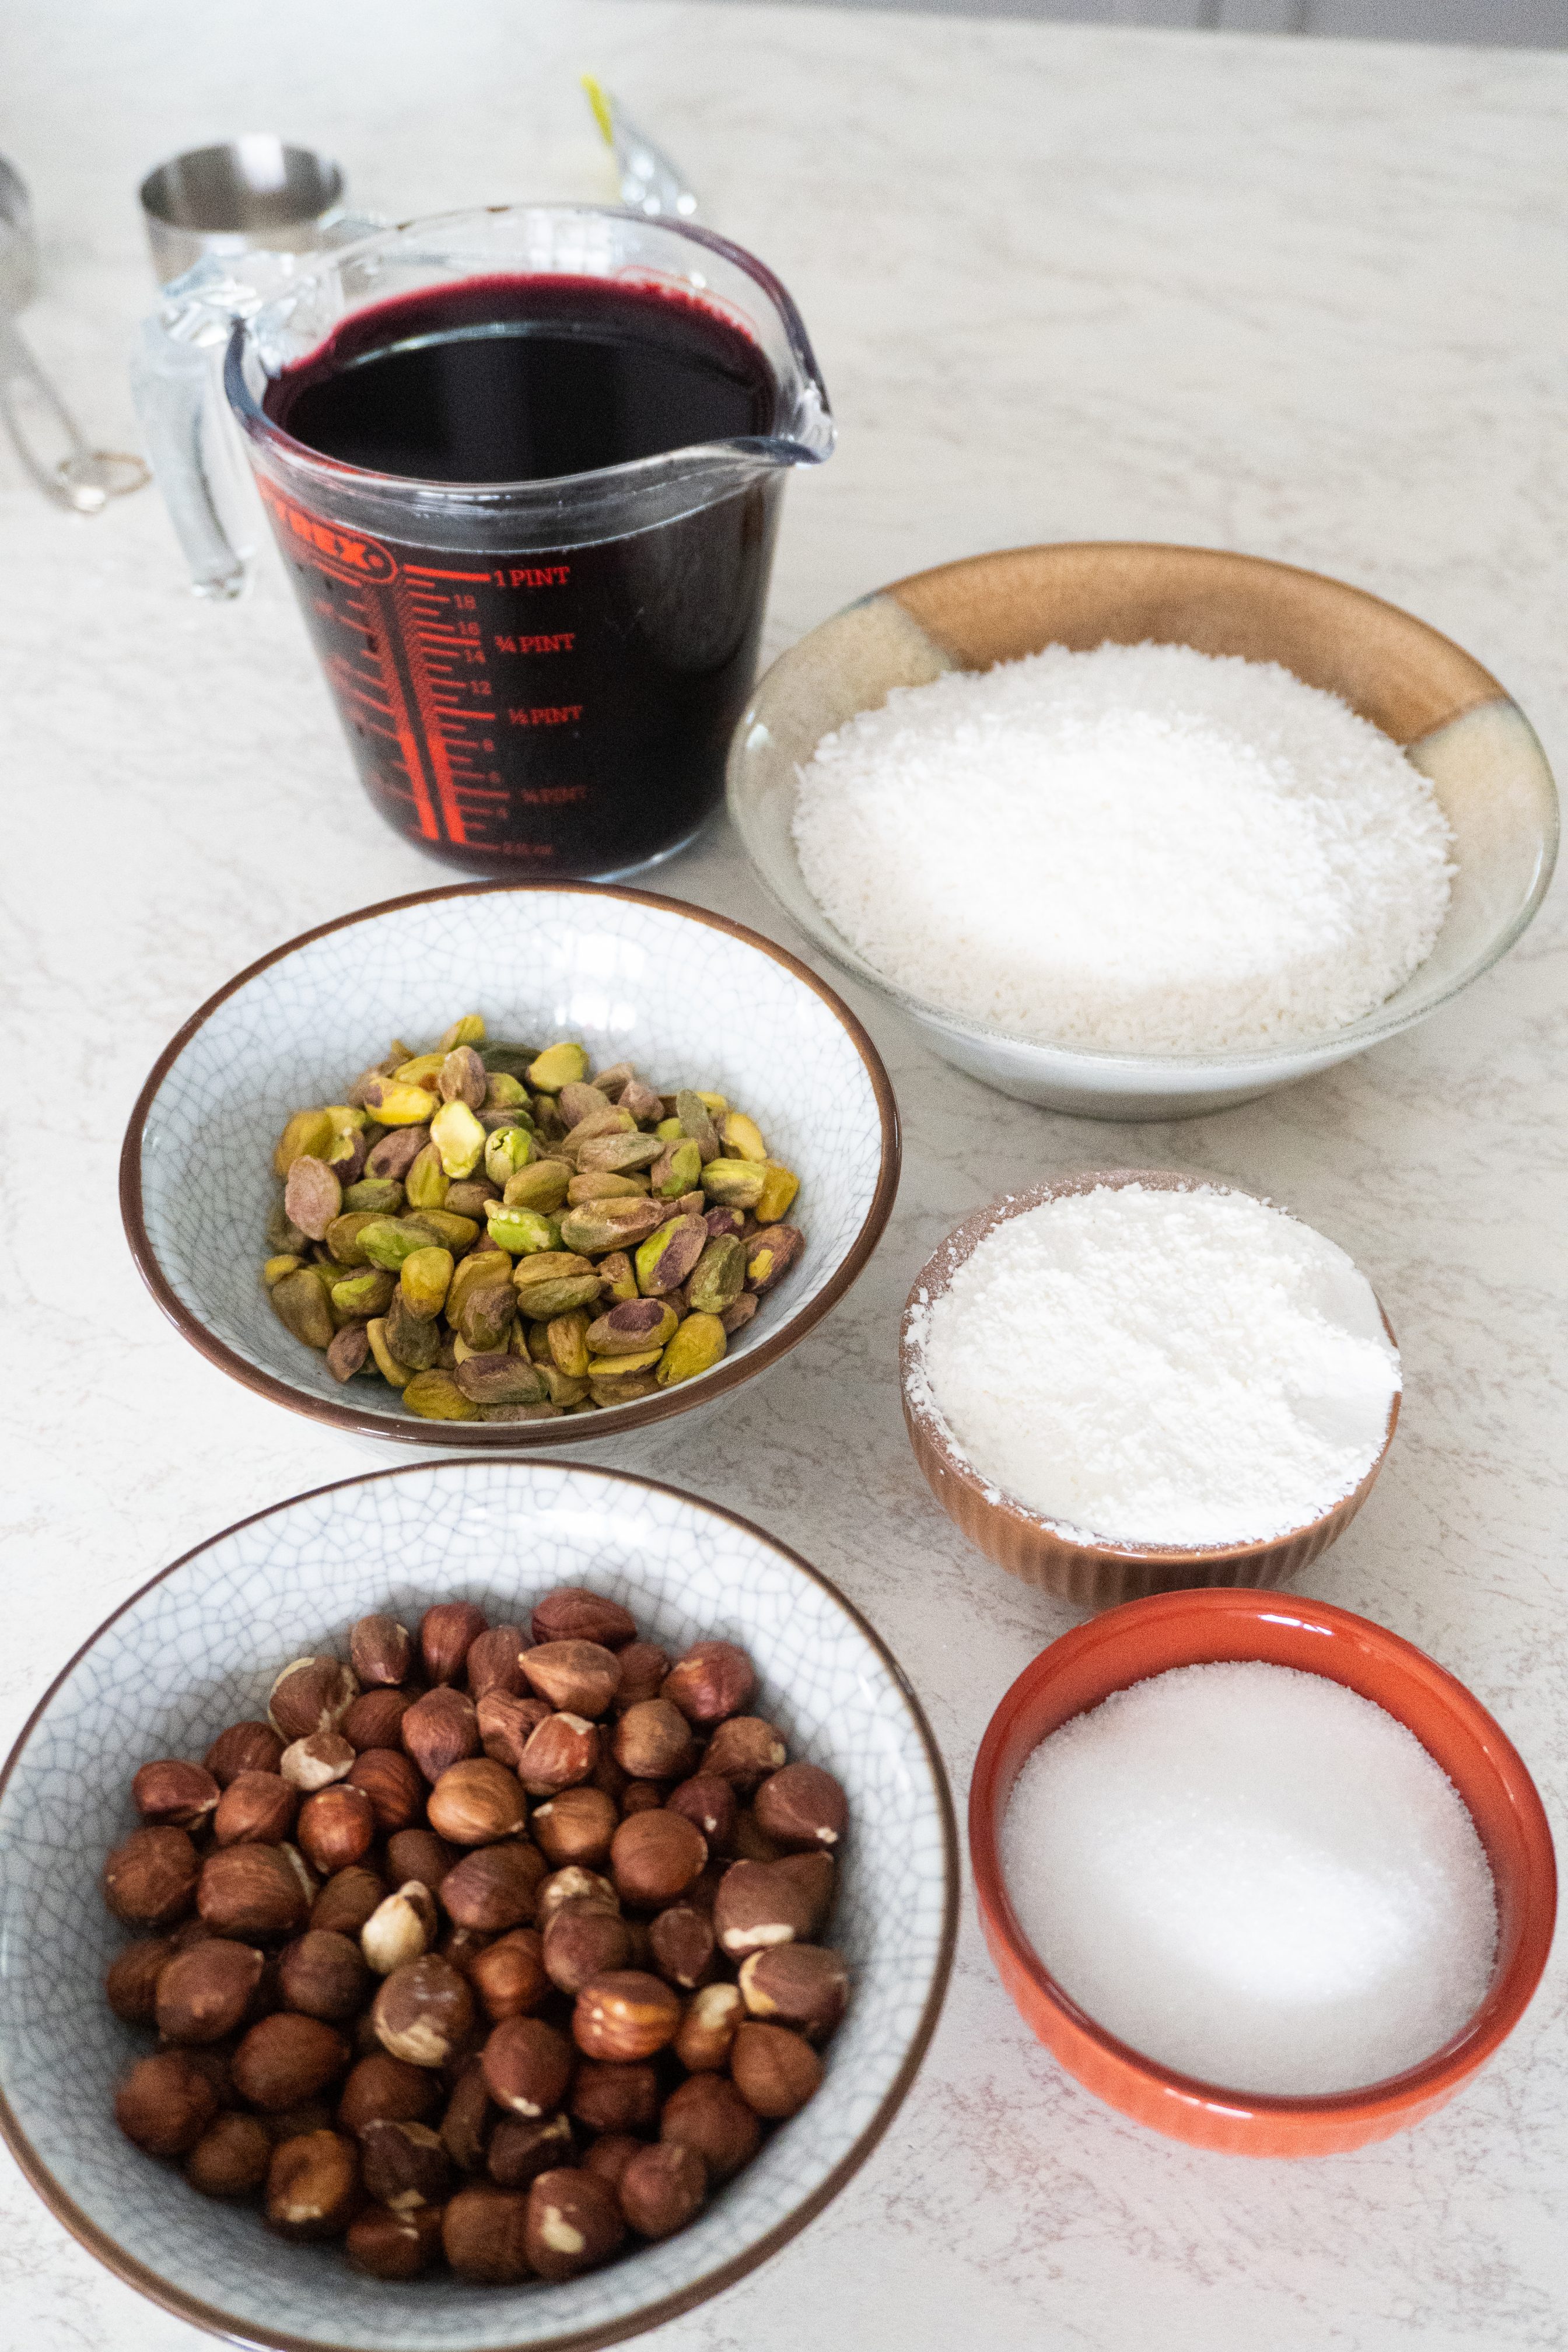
0, 156, 149, 512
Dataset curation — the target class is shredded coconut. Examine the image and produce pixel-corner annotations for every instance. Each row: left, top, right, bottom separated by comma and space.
792, 641, 1454, 1054
914, 1184, 1399, 1547
1002, 1661, 1497, 2096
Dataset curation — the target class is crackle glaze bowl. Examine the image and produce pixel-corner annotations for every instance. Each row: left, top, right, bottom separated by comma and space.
120, 882, 900, 1448
970, 1590, 1555, 2157
727, 542, 1559, 1119
900, 1171, 1400, 1608
0, 1458, 958, 2352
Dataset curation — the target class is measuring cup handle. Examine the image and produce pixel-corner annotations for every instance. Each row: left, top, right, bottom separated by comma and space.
130, 312, 247, 598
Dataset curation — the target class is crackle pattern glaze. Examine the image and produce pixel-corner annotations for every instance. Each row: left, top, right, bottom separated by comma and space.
0, 1461, 954, 2351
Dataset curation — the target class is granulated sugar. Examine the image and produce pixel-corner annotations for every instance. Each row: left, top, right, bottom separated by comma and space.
1002, 1662, 1497, 2095
912, 1184, 1399, 1547
792, 641, 1454, 1054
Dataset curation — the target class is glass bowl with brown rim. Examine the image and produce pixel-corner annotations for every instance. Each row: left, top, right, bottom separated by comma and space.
899, 1170, 1399, 1609
119, 881, 899, 1447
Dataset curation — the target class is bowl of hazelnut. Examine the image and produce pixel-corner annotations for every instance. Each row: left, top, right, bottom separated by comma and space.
0, 1457, 957, 2352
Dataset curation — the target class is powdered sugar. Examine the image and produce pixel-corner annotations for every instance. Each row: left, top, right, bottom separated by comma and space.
915, 1184, 1399, 1547
792, 641, 1454, 1055
1002, 1662, 1497, 2096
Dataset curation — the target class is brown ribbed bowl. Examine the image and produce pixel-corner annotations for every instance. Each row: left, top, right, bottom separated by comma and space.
899, 1171, 1400, 1609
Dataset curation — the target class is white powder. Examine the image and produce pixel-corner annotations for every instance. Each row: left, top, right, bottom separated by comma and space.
792, 641, 1453, 1055
912, 1184, 1399, 1547
1002, 1661, 1497, 2096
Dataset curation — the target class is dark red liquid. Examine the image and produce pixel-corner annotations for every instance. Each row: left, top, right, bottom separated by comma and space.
255, 275, 783, 877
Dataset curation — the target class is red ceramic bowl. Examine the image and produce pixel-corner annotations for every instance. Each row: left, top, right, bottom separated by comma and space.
969, 1589, 1556, 2157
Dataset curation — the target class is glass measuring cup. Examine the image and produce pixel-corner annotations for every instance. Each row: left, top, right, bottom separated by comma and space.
134, 205, 834, 878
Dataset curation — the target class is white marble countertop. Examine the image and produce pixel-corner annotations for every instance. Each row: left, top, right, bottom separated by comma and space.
2, 5, 1565, 2347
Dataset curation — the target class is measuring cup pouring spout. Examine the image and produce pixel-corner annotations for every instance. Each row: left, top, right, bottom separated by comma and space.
131, 204, 834, 878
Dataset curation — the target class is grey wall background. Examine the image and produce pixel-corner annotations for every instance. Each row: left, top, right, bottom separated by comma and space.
707, 0, 1567, 41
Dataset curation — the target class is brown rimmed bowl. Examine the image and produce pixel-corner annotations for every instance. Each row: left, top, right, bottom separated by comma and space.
729, 541, 1558, 1118
120, 881, 900, 1448
900, 1170, 1400, 1608
0, 1455, 958, 2351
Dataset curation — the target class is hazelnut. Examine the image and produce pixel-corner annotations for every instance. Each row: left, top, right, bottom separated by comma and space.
419, 1599, 489, 1685
530, 1587, 636, 1650
439, 1922, 494, 1979
441, 1840, 546, 1933
204, 1720, 283, 1785
661, 2071, 761, 2181
342, 1753, 419, 1839
542, 1901, 632, 1996
476, 1690, 552, 1773
517, 1712, 599, 1796
481, 2014, 575, 2119
428, 1758, 527, 1846
660, 1639, 757, 1728
569, 2058, 659, 2134
279, 1929, 369, 2022
260, 2098, 335, 2144
440, 2055, 495, 2174
114, 2050, 220, 2155
470, 1927, 548, 2021
346, 2203, 443, 2279
265, 2129, 359, 2239
712, 1859, 816, 1959
359, 2115, 453, 2209
730, 2020, 822, 2119
337, 2050, 440, 2136
268, 1657, 359, 1743
739, 1943, 849, 2038
520, 1640, 621, 1719
342, 1686, 412, 1752
674, 1982, 744, 2073
213, 1771, 297, 1848
466, 1625, 530, 1699
310, 1865, 386, 1937
590, 1751, 630, 1805
733, 1807, 785, 1864
348, 1613, 412, 1689
103, 1825, 199, 1929
572, 1970, 680, 2062
360, 1881, 438, 1974
233, 2013, 351, 2109
297, 1784, 376, 1875
666, 1774, 738, 1852
401, 1686, 480, 1783
185, 2110, 272, 2199
487, 2110, 573, 2189
279, 1731, 356, 1793
702, 1716, 788, 1790
531, 1786, 617, 1868
620, 1780, 663, 1815
105, 1936, 174, 2026
372, 1955, 474, 2068
156, 1938, 265, 2043
537, 1866, 619, 1927
132, 1759, 220, 1831
385, 1828, 459, 1895
618, 2140, 706, 2240
611, 1641, 670, 1710
772, 1849, 836, 1937
610, 1810, 706, 1908
197, 1843, 308, 1937
648, 1903, 715, 1992
524, 2166, 625, 2280
754, 1761, 848, 1851
581, 2133, 640, 2192
443, 2182, 531, 2283
612, 1699, 696, 1783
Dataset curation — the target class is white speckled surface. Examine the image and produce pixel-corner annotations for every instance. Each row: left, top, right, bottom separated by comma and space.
1, 5, 1564, 2349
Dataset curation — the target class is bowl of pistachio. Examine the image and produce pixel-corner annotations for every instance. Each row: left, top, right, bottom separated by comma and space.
120, 883, 900, 1447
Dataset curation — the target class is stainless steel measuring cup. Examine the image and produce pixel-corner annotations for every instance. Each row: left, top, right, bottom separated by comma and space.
0, 156, 149, 512
138, 138, 346, 285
